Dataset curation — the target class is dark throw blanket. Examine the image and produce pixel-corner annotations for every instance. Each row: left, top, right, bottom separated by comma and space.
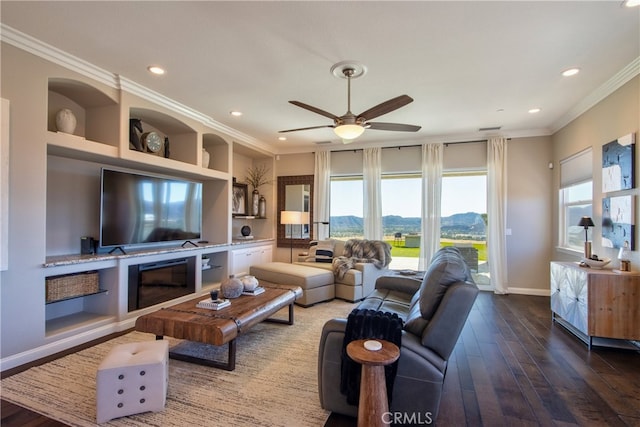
340, 309, 403, 406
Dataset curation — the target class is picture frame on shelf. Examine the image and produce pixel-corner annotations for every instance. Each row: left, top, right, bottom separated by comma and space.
232, 182, 248, 216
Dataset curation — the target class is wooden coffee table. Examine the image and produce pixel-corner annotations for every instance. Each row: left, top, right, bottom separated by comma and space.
135, 284, 302, 370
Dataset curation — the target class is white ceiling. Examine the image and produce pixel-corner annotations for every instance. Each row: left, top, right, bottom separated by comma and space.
1, 1, 639, 153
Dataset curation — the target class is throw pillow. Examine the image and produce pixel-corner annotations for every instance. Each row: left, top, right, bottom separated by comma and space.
305, 240, 335, 263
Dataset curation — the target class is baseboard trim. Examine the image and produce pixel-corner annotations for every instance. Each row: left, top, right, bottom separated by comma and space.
0, 318, 136, 373
508, 287, 550, 296
477, 285, 550, 296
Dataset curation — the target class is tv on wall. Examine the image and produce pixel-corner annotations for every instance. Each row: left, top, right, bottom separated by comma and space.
100, 168, 203, 251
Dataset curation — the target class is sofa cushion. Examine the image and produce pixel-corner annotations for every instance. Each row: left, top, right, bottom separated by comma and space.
356, 289, 412, 322
419, 247, 471, 321
294, 261, 364, 286
404, 303, 429, 336
306, 240, 335, 263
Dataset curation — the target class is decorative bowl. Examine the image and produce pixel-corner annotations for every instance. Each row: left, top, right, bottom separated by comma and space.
581, 257, 611, 269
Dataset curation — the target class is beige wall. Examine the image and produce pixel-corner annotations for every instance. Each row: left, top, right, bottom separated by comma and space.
552, 77, 640, 266
506, 136, 553, 293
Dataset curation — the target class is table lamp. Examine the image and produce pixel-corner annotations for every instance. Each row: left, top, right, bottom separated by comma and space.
618, 240, 631, 271
578, 216, 594, 259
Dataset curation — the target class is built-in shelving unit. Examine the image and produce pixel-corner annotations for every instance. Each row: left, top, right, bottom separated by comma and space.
43, 74, 247, 338
1, 41, 278, 370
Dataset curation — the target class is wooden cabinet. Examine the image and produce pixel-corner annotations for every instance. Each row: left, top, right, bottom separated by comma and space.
550, 262, 640, 348
230, 244, 273, 277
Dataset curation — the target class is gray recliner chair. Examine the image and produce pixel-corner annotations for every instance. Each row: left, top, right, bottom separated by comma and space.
318, 247, 479, 421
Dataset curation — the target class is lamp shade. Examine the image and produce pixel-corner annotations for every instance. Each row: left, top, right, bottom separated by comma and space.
300, 211, 310, 224
281, 210, 303, 225
334, 124, 365, 140
578, 216, 594, 228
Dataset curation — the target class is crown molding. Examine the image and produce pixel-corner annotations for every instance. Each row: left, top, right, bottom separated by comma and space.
550, 56, 640, 134
118, 76, 272, 153
0, 24, 273, 153
274, 127, 553, 155
0, 24, 119, 88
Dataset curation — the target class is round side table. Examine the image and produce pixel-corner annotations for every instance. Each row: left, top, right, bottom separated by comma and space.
346, 339, 400, 427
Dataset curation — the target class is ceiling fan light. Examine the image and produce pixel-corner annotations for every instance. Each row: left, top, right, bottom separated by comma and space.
334, 124, 365, 140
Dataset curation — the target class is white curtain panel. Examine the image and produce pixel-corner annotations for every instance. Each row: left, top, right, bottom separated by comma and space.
419, 143, 443, 270
314, 150, 331, 240
363, 147, 382, 240
487, 137, 509, 294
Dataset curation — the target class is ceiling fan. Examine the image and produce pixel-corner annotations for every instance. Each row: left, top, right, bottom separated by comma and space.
279, 62, 421, 143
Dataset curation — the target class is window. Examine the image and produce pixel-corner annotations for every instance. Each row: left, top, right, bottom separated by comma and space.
441, 173, 487, 241
441, 173, 487, 283
329, 176, 363, 239
559, 148, 593, 251
559, 181, 593, 250
381, 174, 421, 237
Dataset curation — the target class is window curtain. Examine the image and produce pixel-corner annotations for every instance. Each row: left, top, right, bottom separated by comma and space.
487, 137, 508, 294
363, 147, 382, 240
314, 150, 331, 240
419, 143, 443, 270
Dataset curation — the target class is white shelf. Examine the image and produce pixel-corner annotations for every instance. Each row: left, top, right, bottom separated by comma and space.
45, 312, 116, 337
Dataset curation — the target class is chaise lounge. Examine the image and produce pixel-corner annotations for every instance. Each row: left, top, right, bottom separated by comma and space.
317, 246, 479, 419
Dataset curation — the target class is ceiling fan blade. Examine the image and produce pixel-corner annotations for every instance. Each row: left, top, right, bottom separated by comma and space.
357, 95, 414, 121
367, 122, 421, 132
289, 101, 339, 121
279, 124, 334, 133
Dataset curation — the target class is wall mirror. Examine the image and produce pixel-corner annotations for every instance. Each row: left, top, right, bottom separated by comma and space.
277, 175, 313, 248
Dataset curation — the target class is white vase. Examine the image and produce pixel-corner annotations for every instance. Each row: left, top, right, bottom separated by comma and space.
55, 108, 77, 134
202, 148, 210, 168
242, 275, 259, 291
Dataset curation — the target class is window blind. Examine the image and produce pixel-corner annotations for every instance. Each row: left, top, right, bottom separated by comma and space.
560, 148, 592, 188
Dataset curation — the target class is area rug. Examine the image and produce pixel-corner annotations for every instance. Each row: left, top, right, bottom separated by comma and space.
1, 299, 356, 426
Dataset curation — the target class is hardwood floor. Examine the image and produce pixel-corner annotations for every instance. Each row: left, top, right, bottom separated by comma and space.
326, 292, 639, 426
2, 293, 639, 426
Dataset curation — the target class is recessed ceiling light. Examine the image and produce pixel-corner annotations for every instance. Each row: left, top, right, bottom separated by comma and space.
562, 68, 580, 77
529, 108, 541, 114
624, 0, 640, 7
230, 111, 243, 117
147, 65, 165, 75
496, 108, 504, 113
278, 136, 287, 141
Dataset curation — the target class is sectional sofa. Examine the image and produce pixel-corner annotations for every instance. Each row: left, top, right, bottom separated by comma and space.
250, 239, 391, 306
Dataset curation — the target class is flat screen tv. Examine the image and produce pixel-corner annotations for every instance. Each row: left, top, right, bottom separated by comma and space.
100, 168, 203, 251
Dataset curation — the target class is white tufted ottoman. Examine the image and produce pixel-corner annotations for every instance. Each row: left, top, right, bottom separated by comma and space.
96, 340, 169, 423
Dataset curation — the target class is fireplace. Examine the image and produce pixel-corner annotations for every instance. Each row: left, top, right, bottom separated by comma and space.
128, 257, 196, 312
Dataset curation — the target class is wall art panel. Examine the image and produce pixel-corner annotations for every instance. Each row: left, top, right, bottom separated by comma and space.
602, 195, 634, 250
602, 133, 635, 192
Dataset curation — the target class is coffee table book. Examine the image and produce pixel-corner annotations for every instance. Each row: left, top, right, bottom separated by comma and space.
196, 298, 230, 310
242, 286, 265, 296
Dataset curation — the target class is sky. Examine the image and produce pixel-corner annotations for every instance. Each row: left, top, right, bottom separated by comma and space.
330, 175, 487, 218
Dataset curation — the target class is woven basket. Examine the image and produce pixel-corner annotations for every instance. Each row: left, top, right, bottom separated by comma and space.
46, 271, 99, 303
